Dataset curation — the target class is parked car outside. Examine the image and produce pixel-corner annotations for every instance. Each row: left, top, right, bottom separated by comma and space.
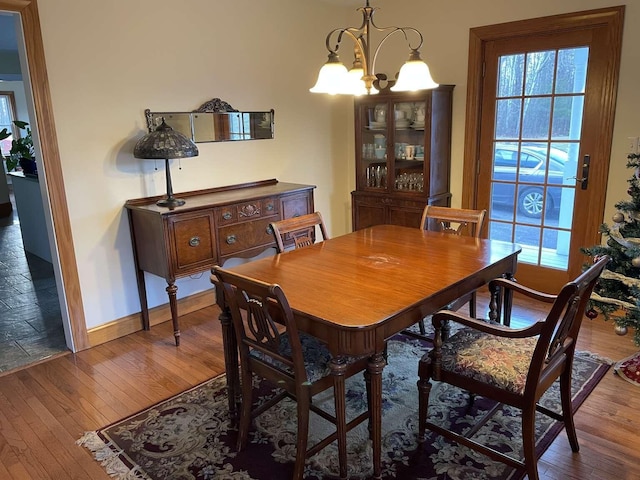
491, 143, 571, 218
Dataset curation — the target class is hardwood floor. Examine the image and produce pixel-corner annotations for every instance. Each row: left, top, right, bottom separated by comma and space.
0, 293, 638, 479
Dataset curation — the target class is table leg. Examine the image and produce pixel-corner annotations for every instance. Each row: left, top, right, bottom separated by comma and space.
368, 351, 386, 480
166, 282, 180, 346
330, 357, 348, 479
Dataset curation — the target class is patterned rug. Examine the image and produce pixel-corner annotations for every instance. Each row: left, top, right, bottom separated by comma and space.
78, 335, 610, 480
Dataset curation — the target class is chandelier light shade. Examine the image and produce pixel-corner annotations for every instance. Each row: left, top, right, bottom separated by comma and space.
133, 119, 199, 208
309, 52, 351, 95
310, 0, 438, 96
391, 50, 439, 91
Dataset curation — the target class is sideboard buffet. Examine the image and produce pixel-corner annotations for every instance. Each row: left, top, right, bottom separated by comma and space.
125, 179, 315, 345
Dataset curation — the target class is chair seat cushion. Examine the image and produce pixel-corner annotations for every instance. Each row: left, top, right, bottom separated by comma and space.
440, 328, 537, 394
250, 332, 333, 383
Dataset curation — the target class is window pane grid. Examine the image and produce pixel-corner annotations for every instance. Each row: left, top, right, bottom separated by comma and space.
489, 48, 588, 269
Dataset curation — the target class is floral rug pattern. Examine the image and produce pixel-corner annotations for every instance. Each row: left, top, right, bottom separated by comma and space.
78, 336, 610, 480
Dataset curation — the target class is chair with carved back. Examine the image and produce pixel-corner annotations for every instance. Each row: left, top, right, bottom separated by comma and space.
212, 266, 371, 480
416, 255, 610, 480
404, 205, 487, 340
270, 211, 329, 253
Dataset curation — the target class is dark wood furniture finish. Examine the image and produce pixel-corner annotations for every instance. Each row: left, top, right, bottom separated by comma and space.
213, 267, 371, 480
417, 256, 610, 480
125, 179, 315, 345
420, 205, 486, 238
270, 211, 329, 252
214, 224, 521, 479
420, 205, 487, 318
351, 85, 454, 231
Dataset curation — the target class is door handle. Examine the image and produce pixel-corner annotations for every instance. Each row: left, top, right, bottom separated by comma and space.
568, 154, 589, 190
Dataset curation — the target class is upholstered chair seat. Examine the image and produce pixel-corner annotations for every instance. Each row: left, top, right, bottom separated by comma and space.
249, 332, 334, 383
438, 328, 537, 394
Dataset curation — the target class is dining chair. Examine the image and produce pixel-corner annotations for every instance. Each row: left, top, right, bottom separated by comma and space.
270, 211, 329, 253
405, 205, 487, 340
420, 204, 486, 238
416, 255, 610, 480
212, 266, 371, 480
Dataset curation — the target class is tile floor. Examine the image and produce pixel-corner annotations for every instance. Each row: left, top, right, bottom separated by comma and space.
0, 192, 67, 373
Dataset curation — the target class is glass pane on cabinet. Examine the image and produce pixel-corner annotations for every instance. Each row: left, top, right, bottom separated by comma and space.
395, 103, 413, 129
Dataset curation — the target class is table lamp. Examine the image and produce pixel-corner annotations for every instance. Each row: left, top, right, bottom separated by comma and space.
133, 118, 199, 207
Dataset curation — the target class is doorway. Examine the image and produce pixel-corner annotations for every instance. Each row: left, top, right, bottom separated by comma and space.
1, 0, 89, 356
462, 7, 624, 292
0, 13, 67, 371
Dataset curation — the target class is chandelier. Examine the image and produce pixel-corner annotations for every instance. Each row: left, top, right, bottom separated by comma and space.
310, 0, 438, 96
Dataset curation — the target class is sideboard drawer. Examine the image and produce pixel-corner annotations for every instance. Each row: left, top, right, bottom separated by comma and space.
216, 199, 279, 225
168, 212, 216, 274
218, 217, 276, 256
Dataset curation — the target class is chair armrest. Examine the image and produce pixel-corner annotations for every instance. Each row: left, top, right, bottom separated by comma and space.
488, 278, 557, 303
432, 310, 545, 339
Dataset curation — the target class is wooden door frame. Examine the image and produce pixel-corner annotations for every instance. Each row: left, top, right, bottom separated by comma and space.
461, 6, 624, 252
1, 0, 88, 350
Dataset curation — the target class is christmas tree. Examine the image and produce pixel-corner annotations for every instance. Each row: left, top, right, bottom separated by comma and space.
581, 152, 640, 346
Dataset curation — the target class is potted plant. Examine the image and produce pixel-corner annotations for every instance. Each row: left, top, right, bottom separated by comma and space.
0, 120, 36, 176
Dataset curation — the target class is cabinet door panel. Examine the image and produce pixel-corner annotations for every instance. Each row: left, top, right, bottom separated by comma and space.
281, 193, 311, 219
387, 205, 423, 228
353, 201, 386, 229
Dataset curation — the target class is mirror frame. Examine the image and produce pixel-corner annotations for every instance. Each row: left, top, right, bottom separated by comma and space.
144, 98, 274, 143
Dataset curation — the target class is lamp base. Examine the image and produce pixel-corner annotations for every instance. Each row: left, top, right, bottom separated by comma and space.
156, 197, 186, 208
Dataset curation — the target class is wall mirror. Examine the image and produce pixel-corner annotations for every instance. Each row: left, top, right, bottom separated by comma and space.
144, 98, 274, 143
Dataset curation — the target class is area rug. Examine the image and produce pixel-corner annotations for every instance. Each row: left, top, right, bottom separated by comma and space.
614, 350, 640, 386
78, 335, 610, 480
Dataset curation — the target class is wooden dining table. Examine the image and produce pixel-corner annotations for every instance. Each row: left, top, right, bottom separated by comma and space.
212, 224, 521, 479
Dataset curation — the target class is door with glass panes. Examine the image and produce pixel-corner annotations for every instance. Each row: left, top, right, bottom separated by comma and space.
472, 10, 623, 292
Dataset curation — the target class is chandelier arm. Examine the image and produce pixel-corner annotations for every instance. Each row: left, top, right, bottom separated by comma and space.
370, 27, 424, 77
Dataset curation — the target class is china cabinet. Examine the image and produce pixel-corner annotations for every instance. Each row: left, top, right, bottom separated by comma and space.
351, 85, 454, 230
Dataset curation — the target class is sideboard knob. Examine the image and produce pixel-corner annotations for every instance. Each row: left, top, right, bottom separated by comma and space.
188, 236, 201, 247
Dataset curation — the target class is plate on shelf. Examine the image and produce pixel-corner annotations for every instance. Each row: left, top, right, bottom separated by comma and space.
369, 121, 386, 129
395, 121, 412, 129
414, 155, 424, 161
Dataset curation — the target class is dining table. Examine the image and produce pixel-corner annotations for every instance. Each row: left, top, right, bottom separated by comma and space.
212, 224, 521, 479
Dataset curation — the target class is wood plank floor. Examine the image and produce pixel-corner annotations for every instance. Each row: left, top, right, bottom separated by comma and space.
0, 293, 638, 479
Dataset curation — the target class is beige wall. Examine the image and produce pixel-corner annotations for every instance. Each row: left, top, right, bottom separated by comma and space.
33, 0, 637, 331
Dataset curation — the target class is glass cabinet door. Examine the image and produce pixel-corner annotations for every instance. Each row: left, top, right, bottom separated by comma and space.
392, 101, 425, 192
360, 103, 389, 190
